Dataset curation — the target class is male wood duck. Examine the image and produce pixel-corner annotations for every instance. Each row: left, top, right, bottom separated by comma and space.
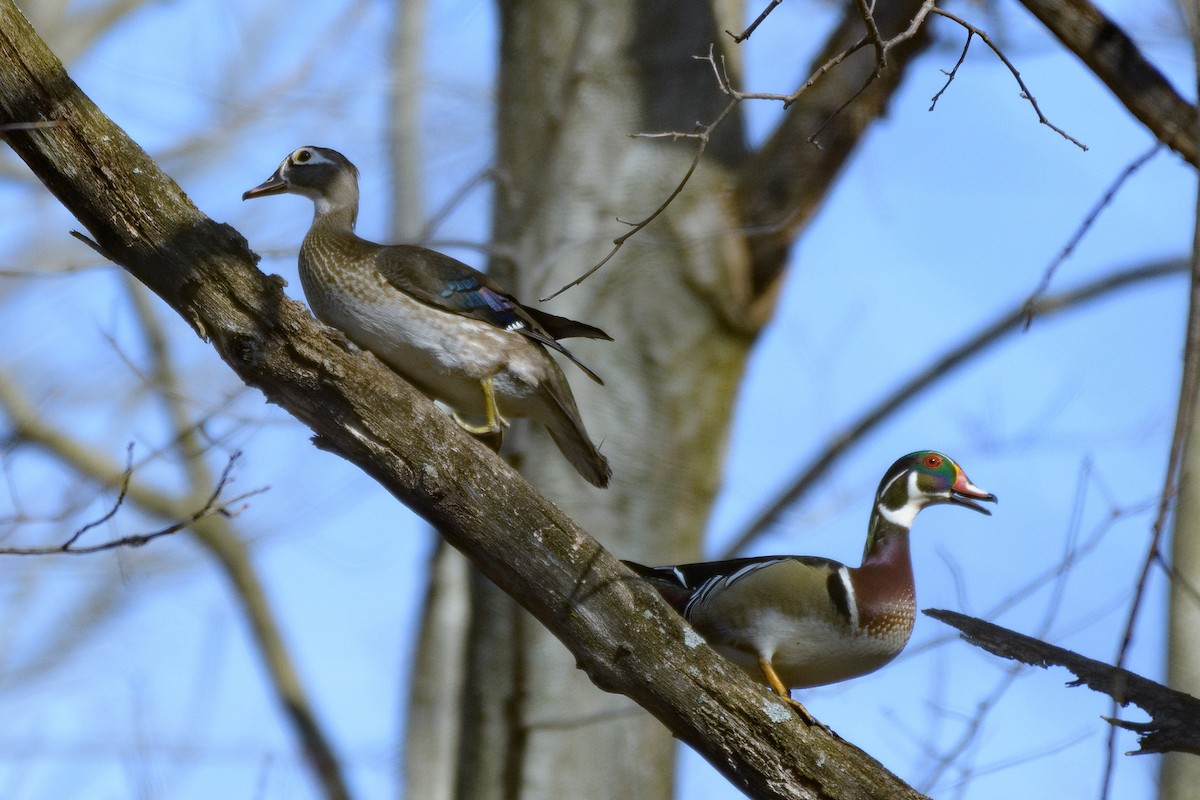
243, 146, 612, 487
624, 451, 995, 722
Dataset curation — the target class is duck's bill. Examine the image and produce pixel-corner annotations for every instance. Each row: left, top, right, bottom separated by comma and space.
242, 171, 287, 200
950, 473, 998, 515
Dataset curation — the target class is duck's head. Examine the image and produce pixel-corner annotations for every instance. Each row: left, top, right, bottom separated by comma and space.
243, 146, 359, 216
874, 450, 996, 529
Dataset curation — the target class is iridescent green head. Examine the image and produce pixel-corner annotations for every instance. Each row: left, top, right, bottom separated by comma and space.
873, 450, 996, 531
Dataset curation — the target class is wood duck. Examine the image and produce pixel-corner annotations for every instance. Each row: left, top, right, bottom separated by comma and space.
243, 146, 612, 487
624, 451, 995, 722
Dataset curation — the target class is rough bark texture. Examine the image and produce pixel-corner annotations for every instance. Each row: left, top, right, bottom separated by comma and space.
926, 610, 1200, 757
0, 2, 932, 798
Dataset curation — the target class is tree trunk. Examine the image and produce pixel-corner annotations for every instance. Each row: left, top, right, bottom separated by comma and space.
455, 1, 754, 798
399, 0, 937, 795
1159, 267, 1200, 799
1162, 4, 1200, 796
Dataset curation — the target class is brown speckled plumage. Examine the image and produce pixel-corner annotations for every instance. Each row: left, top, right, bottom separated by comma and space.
244, 146, 612, 487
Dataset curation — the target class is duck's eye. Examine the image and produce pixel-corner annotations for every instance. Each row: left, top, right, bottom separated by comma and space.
923, 454, 942, 469
293, 148, 312, 164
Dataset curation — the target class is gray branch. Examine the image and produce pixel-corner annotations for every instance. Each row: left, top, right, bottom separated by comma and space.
925, 609, 1200, 757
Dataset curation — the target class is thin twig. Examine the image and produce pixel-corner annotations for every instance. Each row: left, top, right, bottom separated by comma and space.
1021, 144, 1161, 327
0, 451, 265, 555
59, 442, 137, 550
541, 61, 739, 301
804, 0, 937, 150
856, 0, 887, 67
726, 0, 783, 43
929, 30, 973, 111
932, 8, 1087, 151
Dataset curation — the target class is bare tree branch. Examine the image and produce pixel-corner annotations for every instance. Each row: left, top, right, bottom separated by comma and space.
734, 0, 934, 301
725, 0, 781, 43
930, 8, 1087, 151
546, 0, 938, 302
0, 364, 349, 799
926, 609, 1200, 757
1016, 0, 1197, 166
123, 279, 353, 800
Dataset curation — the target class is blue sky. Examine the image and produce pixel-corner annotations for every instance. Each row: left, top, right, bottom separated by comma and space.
0, 1, 1195, 798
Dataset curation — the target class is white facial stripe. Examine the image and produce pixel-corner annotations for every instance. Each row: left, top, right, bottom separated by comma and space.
291, 147, 336, 167
876, 467, 907, 503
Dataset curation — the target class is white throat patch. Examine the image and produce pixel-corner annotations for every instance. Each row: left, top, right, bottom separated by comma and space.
876, 470, 922, 527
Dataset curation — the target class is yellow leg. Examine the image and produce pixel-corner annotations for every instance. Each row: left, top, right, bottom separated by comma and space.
453, 377, 509, 451
759, 656, 817, 726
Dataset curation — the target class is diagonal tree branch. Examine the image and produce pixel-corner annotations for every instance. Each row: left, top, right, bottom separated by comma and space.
926, 609, 1200, 757
0, 3, 926, 797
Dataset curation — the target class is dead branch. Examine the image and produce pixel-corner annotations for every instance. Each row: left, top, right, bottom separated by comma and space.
928, 28, 971, 110
734, 0, 934, 298
925, 609, 1200, 757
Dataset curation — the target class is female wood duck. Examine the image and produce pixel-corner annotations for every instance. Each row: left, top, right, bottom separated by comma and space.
624, 451, 995, 721
243, 146, 612, 487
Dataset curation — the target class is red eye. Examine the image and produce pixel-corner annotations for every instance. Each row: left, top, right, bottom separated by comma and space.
924, 454, 942, 468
